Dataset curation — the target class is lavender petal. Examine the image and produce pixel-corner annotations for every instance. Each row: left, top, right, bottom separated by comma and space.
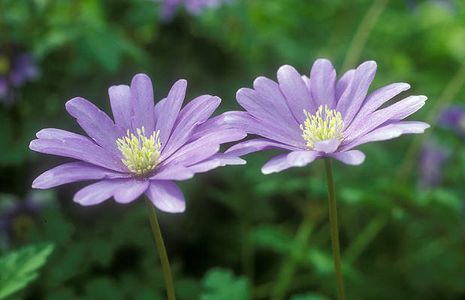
226, 138, 301, 157
329, 150, 365, 165
162, 95, 220, 158
345, 95, 427, 142
65, 97, 123, 157
310, 59, 337, 109
30, 137, 126, 172
348, 82, 411, 129
131, 74, 156, 133
109, 84, 132, 130
150, 164, 194, 181
155, 79, 187, 146
32, 162, 129, 189
223, 111, 303, 148
286, 150, 319, 167
342, 121, 429, 151
188, 154, 246, 173
162, 128, 246, 166
114, 179, 149, 204
313, 139, 341, 154
146, 181, 186, 213
277, 65, 314, 123
337, 61, 377, 124
336, 69, 355, 101
236, 88, 302, 140
261, 154, 292, 174
73, 180, 128, 206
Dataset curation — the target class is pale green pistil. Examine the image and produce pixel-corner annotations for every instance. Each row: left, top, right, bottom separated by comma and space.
300, 105, 344, 149
116, 127, 161, 176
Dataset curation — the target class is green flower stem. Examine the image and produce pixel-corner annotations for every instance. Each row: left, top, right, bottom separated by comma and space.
324, 158, 345, 300
145, 199, 176, 300
342, 0, 389, 71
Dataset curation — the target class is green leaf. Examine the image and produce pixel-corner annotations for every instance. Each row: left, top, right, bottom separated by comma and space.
200, 268, 250, 300
0, 243, 54, 299
249, 224, 293, 254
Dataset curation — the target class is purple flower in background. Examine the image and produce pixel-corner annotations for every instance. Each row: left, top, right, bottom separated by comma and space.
418, 141, 449, 188
407, 0, 455, 12
438, 105, 465, 137
0, 48, 39, 103
30, 74, 245, 212
160, 0, 228, 20
0, 191, 51, 249
226, 59, 429, 174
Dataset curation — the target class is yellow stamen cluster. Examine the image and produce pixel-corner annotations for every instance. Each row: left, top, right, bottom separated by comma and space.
116, 127, 161, 176
300, 105, 344, 149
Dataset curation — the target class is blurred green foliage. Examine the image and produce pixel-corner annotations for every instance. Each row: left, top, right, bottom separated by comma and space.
1, 0, 465, 299
0, 243, 54, 299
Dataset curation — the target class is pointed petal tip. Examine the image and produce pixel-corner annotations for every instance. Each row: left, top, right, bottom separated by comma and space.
173, 78, 188, 88
261, 167, 274, 175
131, 73, 154, 91
252, 76, 270, 86
235, 158, 247, 165
277, 64, 298, 75
65, 97, 85, 110
314, 58, 332, 63
29, 139, 39, 151
236, 87, 249, 98
361, 60, 377, 67
401, 82, 411, 89
211, 95, 221, 105
132, 73, 151, 81
312, 58, 335, 69
35, 129, 46, 138
108, 84, 130, 93
31, 179, 49, 190
31, 179, 41, 189
332, 150, 366, 165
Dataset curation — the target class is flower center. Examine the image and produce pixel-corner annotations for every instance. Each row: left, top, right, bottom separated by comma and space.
116, 127, 161, 176
300, 105, 344, 149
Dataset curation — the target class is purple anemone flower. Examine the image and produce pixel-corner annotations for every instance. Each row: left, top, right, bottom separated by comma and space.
0, 49, 38, 103
30, 74, 245, 212
225, 59, 429, 174
438, 105, 465, 137
0, 191, 51, 249
418, 141, 449, 188
160, 0, 228, 20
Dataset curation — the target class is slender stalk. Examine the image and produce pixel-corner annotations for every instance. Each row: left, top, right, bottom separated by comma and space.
341, 0, 389, 71
324, 159, 345, 300
145, 199, 176, 300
